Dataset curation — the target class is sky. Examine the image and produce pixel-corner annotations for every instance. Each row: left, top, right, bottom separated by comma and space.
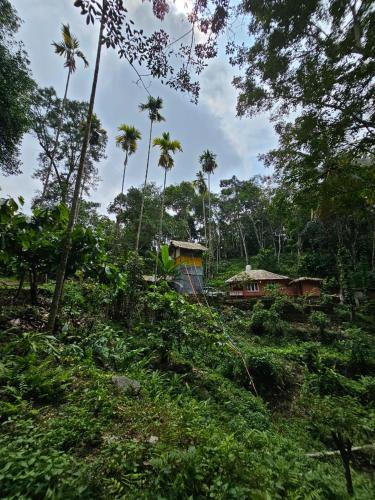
1, 0, 277, 214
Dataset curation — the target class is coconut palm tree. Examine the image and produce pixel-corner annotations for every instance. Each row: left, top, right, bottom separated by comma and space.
193, 171, 208, 244
42, 24, 89, 201
116, 124, 142, 198
199, 150, 218, 274
48, 3, 107, 333
136, 96, 165, 251
153, 132, 182, 260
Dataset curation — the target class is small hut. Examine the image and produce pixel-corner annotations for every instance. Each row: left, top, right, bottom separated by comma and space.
226, 265, 291, 297
226, 265, 322, 298
288, 277, 322, 297
169, 240, 208, 295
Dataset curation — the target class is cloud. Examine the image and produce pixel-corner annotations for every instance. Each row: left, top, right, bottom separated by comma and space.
200, 59, 277, 182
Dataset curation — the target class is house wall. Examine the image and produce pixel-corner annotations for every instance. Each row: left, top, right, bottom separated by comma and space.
170, 248, 205, 295
228, 280, 320, 298
301, 281, 321, 297
175, 255, 202, 267
229, 280, 294, 297
174, 264, 204, 295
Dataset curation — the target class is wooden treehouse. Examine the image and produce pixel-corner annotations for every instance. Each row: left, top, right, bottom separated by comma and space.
169, 240, 208, 295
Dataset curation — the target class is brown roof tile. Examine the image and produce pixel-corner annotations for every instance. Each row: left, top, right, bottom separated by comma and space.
170, 240, 208, 251
225, 269, 289, 283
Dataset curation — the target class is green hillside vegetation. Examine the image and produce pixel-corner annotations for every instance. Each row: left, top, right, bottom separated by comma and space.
1, 268, 375, 498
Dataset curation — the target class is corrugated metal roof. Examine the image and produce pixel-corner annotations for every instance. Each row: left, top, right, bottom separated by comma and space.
225, 269, 290, 283
289, 277, 323, 284
143, 275, 173, 282
170, 240, 208, 251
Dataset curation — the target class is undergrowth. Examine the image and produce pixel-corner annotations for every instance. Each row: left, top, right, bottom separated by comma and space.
0, 282, 374, 498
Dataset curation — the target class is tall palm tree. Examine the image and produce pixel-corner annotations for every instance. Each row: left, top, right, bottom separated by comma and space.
193, 171, 208, 244
136, 96, 165, 252
42, 24, 89, 200
48, 2, 107, 333
153, 132, 182, 263
199, 150, 218, 274
116, 124, 142, 197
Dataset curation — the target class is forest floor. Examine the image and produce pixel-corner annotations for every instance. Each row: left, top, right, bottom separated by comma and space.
0, 281, 374, 498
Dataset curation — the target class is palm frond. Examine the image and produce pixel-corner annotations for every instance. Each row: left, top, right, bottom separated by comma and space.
199, 149, 218, 174
115, 124, 142, 154
62, 24, 74, 48
52, 42, 67, 57
76, 50, 89, 67
53, 23, 88, 71
139, 95, 165, 122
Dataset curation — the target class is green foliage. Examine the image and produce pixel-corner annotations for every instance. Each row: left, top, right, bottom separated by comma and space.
0, 198, 104, 304
309, 311, 329, 337
0, 0, 35, 175
0, 422, 91, 498
31, 87, 107, 204
150, 244, 178, 278
250, 299, 287, 336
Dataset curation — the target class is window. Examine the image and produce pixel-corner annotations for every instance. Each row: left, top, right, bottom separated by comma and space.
247, 282, 259, 292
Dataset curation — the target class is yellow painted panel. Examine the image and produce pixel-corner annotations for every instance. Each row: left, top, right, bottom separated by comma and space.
175, 256, 203, 267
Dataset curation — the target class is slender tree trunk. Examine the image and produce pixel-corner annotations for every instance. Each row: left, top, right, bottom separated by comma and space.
155, 168, 168, 277
47, 5, 106, 333
202, 195, 207, 244
332, 433, 354, 496
216, 227, 220, 272
121, 150, 128, 196
238, 222, 248, 264
29, 267, 38, 306
297, 233, 302, 260
41, 68, 72, 201
207, 172, 212, 277
136, 119, 153, 252
75, 169, 86, 224
14, 271, 25, 300
115, 151, 129, 242
249, 214, 262, 250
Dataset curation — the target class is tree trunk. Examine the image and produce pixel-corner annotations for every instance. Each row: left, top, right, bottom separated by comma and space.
75, 166, 87, 224
29, 267, 38, 306
238, 222, 248, 264
14, 271, 25, 300
332, 432, 354, 496
297, 233, 302, 260
136, 119, 153, 252
41, 68, 72, 201
249, 214, 262, 250
216, 227, 220, 272
202, 195, 207, 244
155, 167, 168, 277
120, 150, 128, 196
207, 172, 212, 277
47, 4, 106, 333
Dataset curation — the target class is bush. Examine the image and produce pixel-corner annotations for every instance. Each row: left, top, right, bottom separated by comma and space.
1, 355, 70, 406
349, 335, 375, 375
309, 310, 328, 337
250, 300, 287, 336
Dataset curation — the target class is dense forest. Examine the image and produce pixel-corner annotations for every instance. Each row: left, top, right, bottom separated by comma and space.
1, 0, 374, 498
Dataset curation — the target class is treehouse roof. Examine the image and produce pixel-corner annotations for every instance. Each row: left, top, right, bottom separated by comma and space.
226, 269, 289, 284
170, 240, 208, 252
